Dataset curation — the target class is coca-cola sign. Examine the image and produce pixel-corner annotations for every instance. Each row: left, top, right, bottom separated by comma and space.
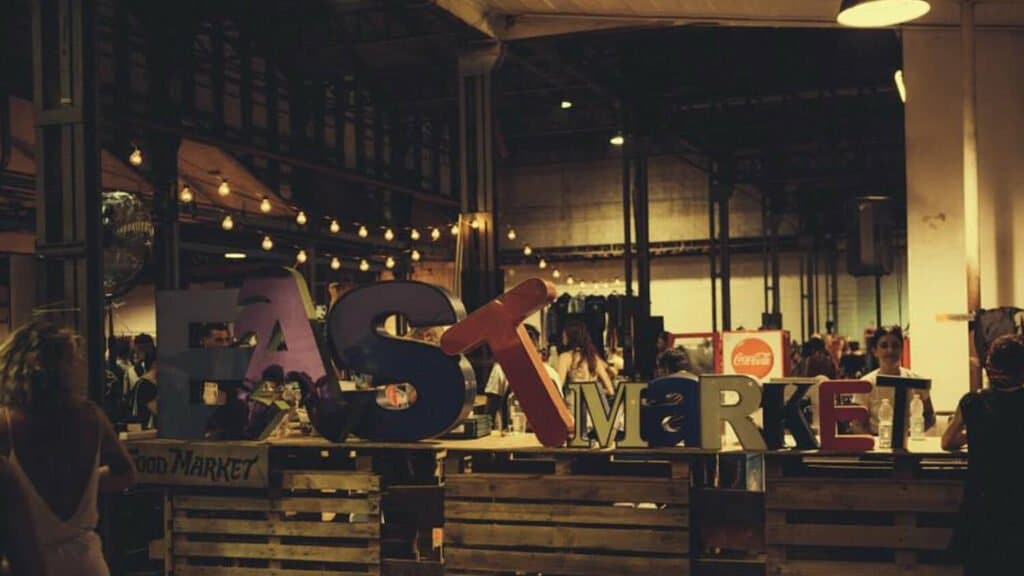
731, 337, 775, 379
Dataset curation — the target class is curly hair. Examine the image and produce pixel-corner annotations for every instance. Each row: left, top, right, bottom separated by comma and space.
985, 334, 1024, 389
0, 319, 81, 409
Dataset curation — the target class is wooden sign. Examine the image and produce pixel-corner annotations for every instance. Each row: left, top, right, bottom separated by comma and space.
128, 440, 269, 488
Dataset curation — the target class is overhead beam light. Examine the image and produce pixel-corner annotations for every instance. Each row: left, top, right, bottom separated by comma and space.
224, 252, 247, 260
837, 0, 930, 28
609, 134, 625, 146
894, 69, 907, 103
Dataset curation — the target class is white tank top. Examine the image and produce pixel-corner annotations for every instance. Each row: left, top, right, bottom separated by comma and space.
3, 407, 109, 576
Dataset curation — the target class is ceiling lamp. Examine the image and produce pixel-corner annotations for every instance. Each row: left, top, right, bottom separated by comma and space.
837, 0, 930, 28
330, 219, 341, 234
385, 256, 396, 269
560, 100, 573, 110
507, 227, 517, 241
609, 133, 625, 146
411, 249, 421, 262
296, 249, 307, 264
295, 211, 308, 226
330, 257, 341, 271
450, 224, 459, 236
894, 69, 907, 103
359, 258, 370, 272
128, 146, 143, 167
431, 227, 442, 241
221, 214, 234, 231
218, 179, 231, 197
384, 228, 395, 242
179, 185, 194, 203
259, 196, 272, 213
358, 225, 369, 238
523, 244, 532, 256
261, 235, 274, 251
410, 228, 421, 241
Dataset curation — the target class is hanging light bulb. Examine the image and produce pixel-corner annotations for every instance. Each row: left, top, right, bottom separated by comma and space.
296, 249, 308, 264
129, 146, 143, 166
259, 196, 272, 213
580, 278, 588, 288
359, 258, 370, 272
560, 100, 573, 110
358, 225, 368, 238
295, 211, 308, 226
218, 179, 231, 197
507, 227, 517, 241
330, 219, 341, 234
538, 258, 547, 270
221, 214, 234, 231
567, 275, 575, 285
384, 228, 395, 242
431, 227, 441, 241
523, 244, 532, 256
470, 218, 480, 230
261, 235, 274, 251
609, 133, 625, 146
385, 256, 396, 269
552, 269, 561, 279
179, 185, 194, 203
411, 249, 421, 262
330, 257, 341, 271
410, 228, 421, 241
450, 224, 459, 236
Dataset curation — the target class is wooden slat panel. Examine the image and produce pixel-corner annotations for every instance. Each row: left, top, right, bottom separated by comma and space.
767, 523, 951, 551
769, 560, 961, 576
282, 471, 380, 491
381, 559, 444, 576
175, 566, 378, 576
173, 539, 380, 563
446, 548, 689, 576
445, 500, 689, 527
173, 517, 379, 538
446, 474, 688, 503
173, 495, 378, 515
766, 480, 961, 513
446, 522, 688, 554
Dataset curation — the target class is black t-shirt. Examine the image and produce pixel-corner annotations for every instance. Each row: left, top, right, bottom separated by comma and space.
131, 377, 158, 428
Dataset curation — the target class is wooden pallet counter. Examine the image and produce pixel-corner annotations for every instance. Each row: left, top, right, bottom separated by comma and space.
442, 434, 701, 576
763, 440, 967, 576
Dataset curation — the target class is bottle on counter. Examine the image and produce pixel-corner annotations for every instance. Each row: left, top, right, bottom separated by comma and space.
878, 398, 894, 449
910, 393, 925, 441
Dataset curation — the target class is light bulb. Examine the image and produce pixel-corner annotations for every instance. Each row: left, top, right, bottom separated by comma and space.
470, 218, 480, 230
261, 235, 274, 251
410, 228, 421, 241
507, 228, 517, 241
450, 224, 459, 236
560, 100, 573, 110
538, 258, 547, 270
615, 277, 622, 285
296, 211, 308, 226
296, 249, 307, 264
358, 225, 368, 238
330, 219, 340, 234
259, 197, 272, 213
580, 279, 588, 287
330, 257, 341, 270
567, 275, 575, 285
179, 185, 193, 203
384, 228, 395, 242
523, 244, 532, 256
411, 249, 421, 262
552, 269, 561, 279
359, 259, 370, 272
218, 179, 230, 197
221, 215, 234, 231
385, 256, 396, 269
129, 147, 142, 166
609, 134, 625, 146
431, 227, 441, 241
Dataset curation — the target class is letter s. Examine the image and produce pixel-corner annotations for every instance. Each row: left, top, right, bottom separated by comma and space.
327, 281, 476, 441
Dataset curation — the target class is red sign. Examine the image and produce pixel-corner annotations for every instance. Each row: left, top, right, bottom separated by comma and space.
730, 338, 774, 379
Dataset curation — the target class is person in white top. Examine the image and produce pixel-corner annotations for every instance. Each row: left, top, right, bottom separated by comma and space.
485, 324, 562, 398
556, 320, 614, 395
0, 320, 137, 576
853, 326, 936, 435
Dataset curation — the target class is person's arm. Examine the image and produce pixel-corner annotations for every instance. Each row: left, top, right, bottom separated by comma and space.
556, 352, 571, 386
96, 405, 138, 493
941, 407, 967, 451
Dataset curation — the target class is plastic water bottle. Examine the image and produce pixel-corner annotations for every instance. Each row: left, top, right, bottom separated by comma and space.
878, 398, 894, 449
910, 393, 925, 441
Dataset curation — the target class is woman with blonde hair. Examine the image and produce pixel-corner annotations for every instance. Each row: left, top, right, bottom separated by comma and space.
0, 320, 136, 576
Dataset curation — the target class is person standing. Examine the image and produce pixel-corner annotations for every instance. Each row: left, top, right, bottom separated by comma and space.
853, 326, 935, 434
942, 334, 1024, 575
0, 320, 137, 576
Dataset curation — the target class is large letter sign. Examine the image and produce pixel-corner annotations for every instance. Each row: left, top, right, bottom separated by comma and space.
642, 373, 701, 448
441, 278, 573, 447
567, 381, 645, 448
700, 374, 767, 450
328, 281, 476, 441
818, 380, 874, 451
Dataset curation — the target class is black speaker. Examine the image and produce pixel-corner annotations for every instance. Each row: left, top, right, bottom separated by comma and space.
847, 196, 893, 277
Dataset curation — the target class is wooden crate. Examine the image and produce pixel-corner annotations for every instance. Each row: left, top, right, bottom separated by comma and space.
444, 448, 694, 576
168, 468, 381, 576
764, 452, 966, 576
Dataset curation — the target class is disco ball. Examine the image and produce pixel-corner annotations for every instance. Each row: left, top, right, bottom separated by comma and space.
102, 190, 154, 298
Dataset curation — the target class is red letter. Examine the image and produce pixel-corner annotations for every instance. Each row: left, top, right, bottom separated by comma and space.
441, 279, 573, 447
818, 380, 875, 452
